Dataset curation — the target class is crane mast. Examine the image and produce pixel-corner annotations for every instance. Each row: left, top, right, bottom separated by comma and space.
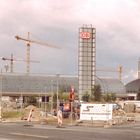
96, 65, 123, 81
26, 32, 30, 74
15, 32, 58, 74
1, 53, 39, 73
10, 54, 13, 73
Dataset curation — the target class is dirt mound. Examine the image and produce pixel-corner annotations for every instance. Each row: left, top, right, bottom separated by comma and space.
25, 105, 37, 110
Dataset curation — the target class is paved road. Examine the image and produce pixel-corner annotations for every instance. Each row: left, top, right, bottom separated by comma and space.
0, 122, 139, 140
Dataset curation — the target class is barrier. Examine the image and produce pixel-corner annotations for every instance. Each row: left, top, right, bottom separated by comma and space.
57, 109, 63, 127
27, 108, 34, 125
24, 108, 34, 126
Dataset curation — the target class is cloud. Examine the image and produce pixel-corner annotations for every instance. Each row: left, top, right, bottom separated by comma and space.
0, 0, 140, 83
123, 69, 138, 84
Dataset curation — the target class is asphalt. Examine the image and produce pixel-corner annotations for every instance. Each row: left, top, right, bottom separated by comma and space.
28, 120, 139, 131
2, 116, 140, 130
0, 121, 140, 140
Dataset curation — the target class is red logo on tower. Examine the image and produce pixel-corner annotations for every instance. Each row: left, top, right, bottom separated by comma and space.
80, 32, 91, 39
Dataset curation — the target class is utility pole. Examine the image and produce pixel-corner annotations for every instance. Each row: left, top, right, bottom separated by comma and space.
56, 74, 59, 112
51, 80, 54, 114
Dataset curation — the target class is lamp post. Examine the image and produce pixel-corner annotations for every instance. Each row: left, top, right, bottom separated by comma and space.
56, 74, 59, 112
51, 80, 54, 114
19, 82, 23, 111
44, 86, 47, 117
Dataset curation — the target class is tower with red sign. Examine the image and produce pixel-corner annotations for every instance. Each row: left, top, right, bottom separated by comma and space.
78, 25, 96, 100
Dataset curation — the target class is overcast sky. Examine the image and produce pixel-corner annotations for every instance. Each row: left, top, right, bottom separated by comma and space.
0, 0, 140, 84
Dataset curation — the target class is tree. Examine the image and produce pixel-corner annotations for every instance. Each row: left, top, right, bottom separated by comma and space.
25, 96, 38, 107
111, 93, 117, 101
103, 94, 112, 102
82, 92, 90, 102
91, 85, 102, 102
52, 93, 57, 108
103, 93, 116, 102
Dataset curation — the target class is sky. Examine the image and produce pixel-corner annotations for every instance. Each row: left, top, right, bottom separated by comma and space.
0, 0, 140, 84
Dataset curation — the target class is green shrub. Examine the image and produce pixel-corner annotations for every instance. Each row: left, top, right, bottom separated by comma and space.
82, 92, 90, 102
3, 111, 25, 118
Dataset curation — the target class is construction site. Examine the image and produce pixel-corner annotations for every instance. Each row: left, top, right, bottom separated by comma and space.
0, 25, 140, 127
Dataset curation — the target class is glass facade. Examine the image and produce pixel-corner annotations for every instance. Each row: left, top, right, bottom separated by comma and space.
78, 25, 96, 99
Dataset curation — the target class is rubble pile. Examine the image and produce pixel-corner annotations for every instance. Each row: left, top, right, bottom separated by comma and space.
123, 103, 136, 113
113, 108, 126, 116
112, 108, 127, 125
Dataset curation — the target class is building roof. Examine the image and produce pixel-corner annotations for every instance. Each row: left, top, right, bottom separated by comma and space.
0, 74, 78, 96
125, 79, 140, 93
0, 74, 126, 96
96, 78, 126, 94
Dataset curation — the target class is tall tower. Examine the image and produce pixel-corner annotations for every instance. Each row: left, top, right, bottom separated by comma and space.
78, 25, 96, 100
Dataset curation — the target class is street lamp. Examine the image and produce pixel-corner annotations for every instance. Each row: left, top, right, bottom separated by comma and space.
51, 80, 54, 114
44, 86, 47, 117
56, 74, 59, 112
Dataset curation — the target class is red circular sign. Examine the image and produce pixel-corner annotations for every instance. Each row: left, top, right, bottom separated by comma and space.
80, 32, 91, 39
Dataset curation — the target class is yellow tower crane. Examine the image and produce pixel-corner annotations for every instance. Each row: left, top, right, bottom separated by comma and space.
1, 53, 39, 73
96, 65, 123, 81
15, 32, 59, 74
